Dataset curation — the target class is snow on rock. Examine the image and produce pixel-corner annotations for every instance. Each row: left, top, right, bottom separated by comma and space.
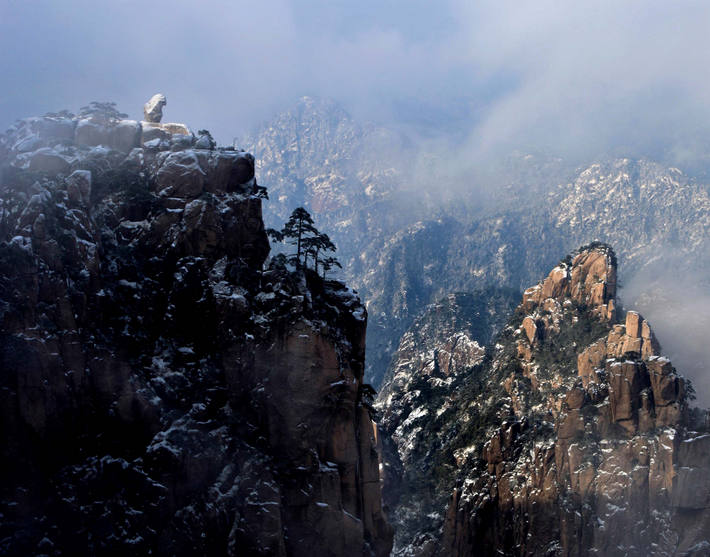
0, 100, 391, 556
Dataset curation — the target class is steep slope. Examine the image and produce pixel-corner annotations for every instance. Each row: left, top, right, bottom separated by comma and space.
240, 97, 432, 384
241, 99, 710, 393
242, 96, 421, 266
379, 244, 710, 556
364, 159, 710, 389
376, 288, 519, 550
0, 108, 392, 556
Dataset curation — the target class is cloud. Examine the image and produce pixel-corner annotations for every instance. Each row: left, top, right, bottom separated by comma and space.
2, 1, 709, 400
620, 246, 710, 407
3, 0, 710, 167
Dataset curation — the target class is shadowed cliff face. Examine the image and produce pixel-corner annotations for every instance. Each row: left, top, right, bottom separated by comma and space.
374, 288, 519, 549
378, 244, 710, 556
0, 111, 392, 556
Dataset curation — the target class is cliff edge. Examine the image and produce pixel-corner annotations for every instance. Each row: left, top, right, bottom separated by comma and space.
379, 243, 710, 556
0, 104, 392, 556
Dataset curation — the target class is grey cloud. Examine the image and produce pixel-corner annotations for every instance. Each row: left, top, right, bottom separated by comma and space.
621, 258, 710, 407
4, 0, 710, 168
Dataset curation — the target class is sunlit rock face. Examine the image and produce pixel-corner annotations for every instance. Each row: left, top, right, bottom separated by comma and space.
0, 107, 392, 556
378, 244, 710, 556
144, 93, 167, 123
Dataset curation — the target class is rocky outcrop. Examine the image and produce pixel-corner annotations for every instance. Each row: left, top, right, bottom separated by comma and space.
375, 289, 519, 551
144, 93, 167, 123
433, 244, 710, 556
0, 104, 391, 556
375, 244, 710, 556
2, 103, 196, 164
241, 101, 710, 403
240, 97, 427, 386
521, 245, 617, 322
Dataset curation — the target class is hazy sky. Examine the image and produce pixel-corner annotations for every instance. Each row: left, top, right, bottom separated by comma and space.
3, 1, 710, 163
2, 1, 710, 397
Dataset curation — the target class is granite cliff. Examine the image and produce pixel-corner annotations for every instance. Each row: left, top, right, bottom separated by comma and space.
378, 244, 710, 556
0, 102, 392, 556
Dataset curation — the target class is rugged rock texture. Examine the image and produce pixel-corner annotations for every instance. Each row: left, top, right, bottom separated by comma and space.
360, 159, 710, 392
242, 98, 710, 394
378, 244, 710, 556
375, 289, 519, 550
144, 93, 167, 123
240, 97, 431, 384
0, 107, 391, 556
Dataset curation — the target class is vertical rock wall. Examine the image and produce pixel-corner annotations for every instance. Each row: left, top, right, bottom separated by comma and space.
438, 244, 710, 556
0, 110, 391, 556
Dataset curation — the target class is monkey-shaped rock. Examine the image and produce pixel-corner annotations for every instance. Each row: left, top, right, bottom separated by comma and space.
143, 93, 167, 123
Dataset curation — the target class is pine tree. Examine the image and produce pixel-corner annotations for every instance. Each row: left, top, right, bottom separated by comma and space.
270, 207, 341, 276
303, 231, 337, 276
281, 207, 318, 268
320, 255, 342, 279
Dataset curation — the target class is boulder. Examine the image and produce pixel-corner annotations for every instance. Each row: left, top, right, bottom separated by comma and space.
28, 148, 70, 174
141, 122, 171, 144
110, 120, 142, 152
155, 151, 205, 198
143, 93, 166, 123
74, 118, 140, 152
33, 116, 76, 142
74, 118, 108, 147
162, 123, 190, 136
13, 135, 42, 153
142, 122, 190, 145
170, 134, 194, 151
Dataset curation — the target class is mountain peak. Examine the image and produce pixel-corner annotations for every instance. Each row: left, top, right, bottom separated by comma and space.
522, 242, 617, 322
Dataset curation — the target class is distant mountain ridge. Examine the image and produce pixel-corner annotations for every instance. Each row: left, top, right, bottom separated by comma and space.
243, 97, 710, 397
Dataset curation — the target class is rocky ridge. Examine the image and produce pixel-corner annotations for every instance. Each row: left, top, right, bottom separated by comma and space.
240, 97, 430, 383
362, 159, 710, 391
0, 104, 392, 556
241, 98, 710, 394
375, 289, 519, 550
378, 244, 710, 556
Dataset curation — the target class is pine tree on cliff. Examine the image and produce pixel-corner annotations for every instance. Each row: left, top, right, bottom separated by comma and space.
267, 207, 341, 276
303, 231, 338, 276
320, 254, 342, 279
